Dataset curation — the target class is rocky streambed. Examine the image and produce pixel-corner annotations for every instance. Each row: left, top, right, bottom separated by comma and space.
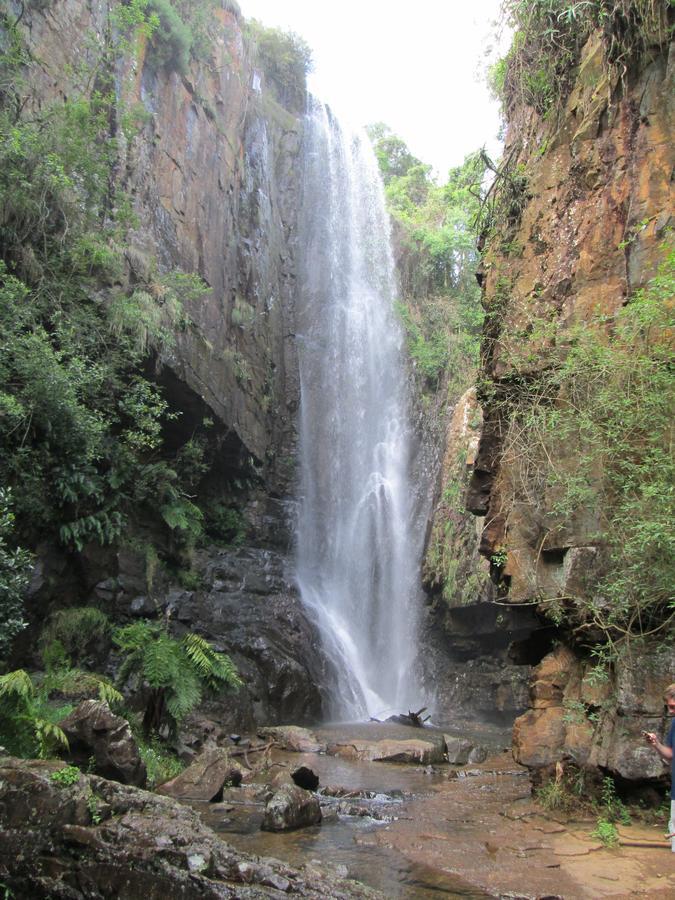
2, 721, 674, 898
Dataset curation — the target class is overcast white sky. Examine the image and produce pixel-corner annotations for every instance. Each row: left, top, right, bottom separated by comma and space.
240, 0, 507, 179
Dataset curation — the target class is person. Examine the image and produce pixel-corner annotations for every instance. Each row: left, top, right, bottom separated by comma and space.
644, 683, 675, 852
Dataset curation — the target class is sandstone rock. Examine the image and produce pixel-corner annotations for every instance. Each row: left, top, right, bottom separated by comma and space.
467, 745, 489, 764
0, 757, 375, 898
444, 736, 473, 765
512, 707, 566, 769
59, 700, 146, 788
261, 783, 322, 832
257, 725, 326, 753
156, 748, 244, 801
327, 738, 444, 765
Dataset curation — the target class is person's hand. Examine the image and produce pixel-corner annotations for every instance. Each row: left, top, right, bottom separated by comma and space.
643, 731, 657, 745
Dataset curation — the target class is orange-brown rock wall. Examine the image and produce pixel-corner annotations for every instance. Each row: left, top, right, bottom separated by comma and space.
469, 30, 674, 780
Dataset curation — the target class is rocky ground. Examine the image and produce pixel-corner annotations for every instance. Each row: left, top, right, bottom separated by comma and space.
2, 722, 673, 899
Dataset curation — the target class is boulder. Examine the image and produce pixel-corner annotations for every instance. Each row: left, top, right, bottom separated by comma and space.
327, 738, 444, 765
257, 725, 326, 753
59, 700, 146, 787
156, 748, 244, 802
261, 784, 322, 832
291, 764, 320, 791
444, 736, 473, 765
512, 707, 567, 769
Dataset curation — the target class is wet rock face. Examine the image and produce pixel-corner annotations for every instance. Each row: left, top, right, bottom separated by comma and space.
468, 34, 673, 596
18, 4, 302, 496
162, 547, 330, 732
59, 700, 147, 788
0, 758, 376, 899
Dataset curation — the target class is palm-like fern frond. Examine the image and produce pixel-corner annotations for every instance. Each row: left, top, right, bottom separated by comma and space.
97, 679, 124, 708
113, 621, 158, 652
166, 666, 202, 722
143, 635, 180, 688
0, 669, 35, 700
183, 633, 242, 691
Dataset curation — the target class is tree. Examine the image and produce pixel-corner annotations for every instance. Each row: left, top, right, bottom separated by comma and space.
114, 621, 242, 735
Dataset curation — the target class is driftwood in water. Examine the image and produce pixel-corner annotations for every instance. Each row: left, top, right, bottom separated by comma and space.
385, 707, 430, 728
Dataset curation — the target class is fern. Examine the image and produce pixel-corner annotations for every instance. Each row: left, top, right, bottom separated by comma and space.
142, 635, 181, 688
113, 620, 158, 652
183, 633, 242, 691
113, 619, 243, 735
0, 668, 35, 700
166, 666, 202, 722
40, 606, 110, 668
97, 680, 124, 708
34, 718, 69, 756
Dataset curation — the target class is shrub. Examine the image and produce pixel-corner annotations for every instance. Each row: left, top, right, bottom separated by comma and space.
39, 607, 111, 669
0, 488, 32, 662
494, 1, 671, 118
0, 669, 70, 758
496, 248, 674, 649
204, 503, 246, 546
245, 20, 312, 108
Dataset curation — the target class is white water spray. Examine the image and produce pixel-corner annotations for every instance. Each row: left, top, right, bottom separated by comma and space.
295, 100, 424, 720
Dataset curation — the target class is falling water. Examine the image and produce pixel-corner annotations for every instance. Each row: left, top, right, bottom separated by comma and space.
295, 100, 423, 720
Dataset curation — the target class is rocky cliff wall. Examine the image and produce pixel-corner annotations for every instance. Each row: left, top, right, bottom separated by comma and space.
19, 0, 301, 493
466, 23, 674, 782
9, 0, 326, 729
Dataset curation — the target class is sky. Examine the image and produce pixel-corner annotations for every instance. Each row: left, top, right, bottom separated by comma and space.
240, 0, 507, 179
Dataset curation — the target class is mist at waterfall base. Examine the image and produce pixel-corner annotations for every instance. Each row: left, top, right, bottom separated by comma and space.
295, 99, 428, 723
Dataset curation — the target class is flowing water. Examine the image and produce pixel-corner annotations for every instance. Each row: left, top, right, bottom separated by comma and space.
295, 100, 424, 720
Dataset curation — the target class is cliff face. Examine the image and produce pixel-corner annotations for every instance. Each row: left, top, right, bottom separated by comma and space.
22, 0, 301, 492
467, 25, 674, 781
9, 1, 325, 728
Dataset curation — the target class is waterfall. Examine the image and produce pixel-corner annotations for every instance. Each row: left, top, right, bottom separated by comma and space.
295, 100, 423, 721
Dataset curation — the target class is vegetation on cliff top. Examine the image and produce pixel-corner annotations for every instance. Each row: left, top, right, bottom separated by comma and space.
367, 124, 486, 398
490, 0, 672, 118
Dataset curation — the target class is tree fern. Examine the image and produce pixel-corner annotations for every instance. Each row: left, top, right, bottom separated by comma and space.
113, 619, 243, 735
166, 666, 202, 723
183, 633, 242, 691
142, 635, 181, 688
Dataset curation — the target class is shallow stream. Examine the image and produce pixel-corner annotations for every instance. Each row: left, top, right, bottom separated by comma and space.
199, 723, 511, 898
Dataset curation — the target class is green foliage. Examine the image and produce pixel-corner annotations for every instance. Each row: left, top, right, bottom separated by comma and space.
39, 607, 111, 669
493, 1, 671, 117
204, 503, 247, 546
50, 764, 81, 786
137, 734, 185, 788
113, 620, 242, 734
499, 249, 674, 648
0, 20, 211, 555
245, 20, 312, 108
0, 488, 32, 662
592, 817, 619, 847
368, 126, 486, 398
0, 669, 70, 758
